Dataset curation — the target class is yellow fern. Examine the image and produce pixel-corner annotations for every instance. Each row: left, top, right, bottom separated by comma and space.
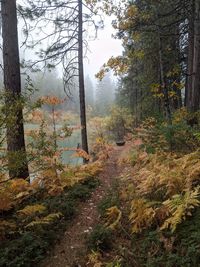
9, 179, 30, 194
0, 179, 31, 212
17, 204, 46, 217
129, 199, 156, 233
87, 250, 103, 267
0, 191, 13, 211
161, 187, 200, 232
134, 151, 200, 198
105, 206, 122, 230
25, 213, 63, 228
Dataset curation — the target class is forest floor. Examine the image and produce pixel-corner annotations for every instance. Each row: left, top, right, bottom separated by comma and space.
41, 142, 130, 267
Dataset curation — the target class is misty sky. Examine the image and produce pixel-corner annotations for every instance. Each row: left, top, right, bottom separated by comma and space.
17, 3, 123, 85
19, 13, 122, 82
84, 17, 123, 81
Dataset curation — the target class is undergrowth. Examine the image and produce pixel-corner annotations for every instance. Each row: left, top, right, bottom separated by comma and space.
0, 177, 100, 267
87, 113, 200, 267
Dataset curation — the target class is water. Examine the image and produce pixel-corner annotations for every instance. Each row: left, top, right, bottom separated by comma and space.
59, 130, 83, 165
25, 124, 83, 165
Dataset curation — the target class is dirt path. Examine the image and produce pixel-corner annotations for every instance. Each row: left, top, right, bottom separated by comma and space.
41, 143, 130, 267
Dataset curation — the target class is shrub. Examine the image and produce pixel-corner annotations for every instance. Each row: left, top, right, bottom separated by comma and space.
0, 232, 48, 267
87, 224, 113, 251
45, 195, 76, 219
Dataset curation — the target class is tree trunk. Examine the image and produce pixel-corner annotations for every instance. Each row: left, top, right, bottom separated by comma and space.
158, 33, 172, 124
78, 0, 89, 162
186, 0, 200, 112
186, 0, 195, 108
172, 24, 182, 110
135, 65, 138, 126
1, 0, 29, 178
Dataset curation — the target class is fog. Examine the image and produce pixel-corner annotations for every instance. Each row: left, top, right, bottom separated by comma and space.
0, 1, 122, 118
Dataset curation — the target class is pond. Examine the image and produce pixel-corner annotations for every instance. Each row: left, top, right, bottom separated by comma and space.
25, 124, 83, 166
59, 129, 83, 165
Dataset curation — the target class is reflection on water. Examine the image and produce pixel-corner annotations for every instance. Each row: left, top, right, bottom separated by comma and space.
59, 130, 83, 165
25, 124, 83, 165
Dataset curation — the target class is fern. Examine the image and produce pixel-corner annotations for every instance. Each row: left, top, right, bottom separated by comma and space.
0, 220, 17, 240
88, 250, 103, 267
25, 213, 63, 228
0, 191, 13, 211
0, 179, 32, 212
17, 204, 47, 217
106, 262, 122, 267
105, 206, 122, 230
161, 187, 200, 232
129, 199, 156, 233
134, 151, 200, 198
9, 179, 30, 194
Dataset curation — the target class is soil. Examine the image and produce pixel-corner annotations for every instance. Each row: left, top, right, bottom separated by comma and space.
41, 142, 130, 267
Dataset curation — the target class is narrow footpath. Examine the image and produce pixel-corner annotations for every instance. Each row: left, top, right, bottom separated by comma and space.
41, 143, 130, 267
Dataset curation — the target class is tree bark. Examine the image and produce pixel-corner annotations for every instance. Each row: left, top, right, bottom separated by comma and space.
172, 24, 182, 110
186, 0, 195, 108
186, 0, 200, 112
78, 0, 89, 162
158, 33, 172, 124
1, 0, 29, 178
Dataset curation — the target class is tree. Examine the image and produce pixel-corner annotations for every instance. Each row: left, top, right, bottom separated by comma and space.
1, 0, 29, 178
97, 0, 195, 123
78, 0, 89, 160
95, 72, 115, 116
85, 75, 95, 109
186, 0, 200, 113
20, 0, 102, 157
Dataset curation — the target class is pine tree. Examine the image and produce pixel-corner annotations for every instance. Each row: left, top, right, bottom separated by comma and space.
1, 0, 29, 179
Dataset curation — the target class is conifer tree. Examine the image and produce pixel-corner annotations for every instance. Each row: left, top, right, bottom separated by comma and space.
1, 0, 29, 178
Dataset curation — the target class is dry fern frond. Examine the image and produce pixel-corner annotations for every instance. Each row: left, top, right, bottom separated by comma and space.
133, 151, 200, 198
0, 191, 13, 211
72, 148, 90, 160
105, 206, 122, 230
0, 220, 16, 232
87, 250, 103, 267
129, 199, 156, 233
136, 169, 159, 196
78, 161, 103, 177
117, 155, 132, 166
25, 212, 63, 228
160, 187, 200, 232
48, 186, 64, 196
17, 204, 46, 217
0, 220, 17, 240
9, 179, 30, 194
15, 191, 30, 200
